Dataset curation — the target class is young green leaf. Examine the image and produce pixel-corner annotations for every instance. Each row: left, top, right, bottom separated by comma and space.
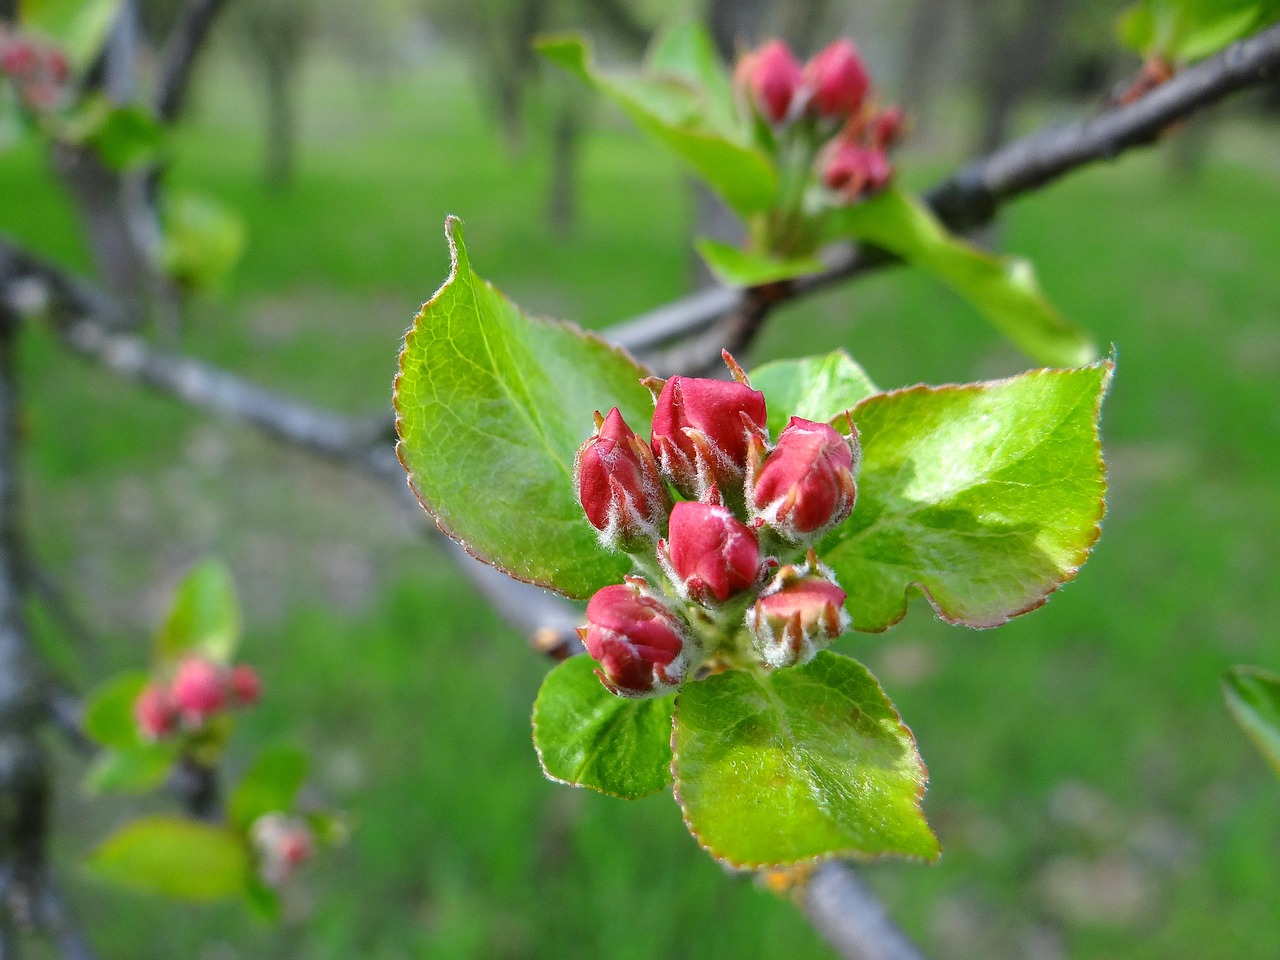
673, 652, 938, 868
229, 745, 310, 833
823, 360, 1113, 631
533, 655, 675, 799
85, 816, 250, 901
19, 0, 119, 69
161, 191, 248, 292
395, 218, 655, 598
89, 106, 165, 170
83, 671, 149, 750
695, 239, 824, 288
1119, 0, 1280, 61
750, 350, 880, 438
84, 742, 178, 795
536, 34, 776, 217
156, 558, 241, 664
645, 21, 738, 135
829, 188, 1097, 368
1223, 665, 1280, 775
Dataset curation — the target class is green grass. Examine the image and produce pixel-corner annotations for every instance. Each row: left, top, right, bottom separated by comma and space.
4, 51, 1280, 959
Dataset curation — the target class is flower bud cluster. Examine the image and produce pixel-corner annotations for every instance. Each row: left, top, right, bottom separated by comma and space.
574, 353, 861, 696
251, 812, 315, 887
734, 37, 905, 206
0, 26, 69, 113
133, 656, 262, 741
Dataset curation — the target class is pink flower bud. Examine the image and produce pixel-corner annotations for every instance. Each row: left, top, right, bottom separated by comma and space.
659, 499, 761, 604
43, 48, 68, 85
574, 407, 669, 550
252, 813, 314, 887
171, 657, 228, 721
820, 141, 893, 202
649, 367, 767, 500
746, 562, 851, 668
134, 683, 177, 740
579, 582, 689, 698
229, 664, 261, 707
870, 105, 906, 150
749, 417, 858, 541
804, 40, 870, 119
0, 41, 38, 77
737, 39, 803, 124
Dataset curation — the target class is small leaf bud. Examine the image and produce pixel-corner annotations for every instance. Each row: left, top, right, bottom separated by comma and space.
659, 498, 761, 604
575, 407, 669, 550
749, 416, 859, 542
580, 582, 689, 698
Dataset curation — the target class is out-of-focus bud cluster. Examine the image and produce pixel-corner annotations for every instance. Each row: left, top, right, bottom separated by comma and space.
574, 353, 860, 697
251, 812, 315, 888
0, 25, 70, 113
133, 656, 262, 741
734, 37, 906, 205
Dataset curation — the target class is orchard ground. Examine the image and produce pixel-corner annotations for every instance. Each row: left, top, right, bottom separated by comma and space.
3, 51, 1278, 960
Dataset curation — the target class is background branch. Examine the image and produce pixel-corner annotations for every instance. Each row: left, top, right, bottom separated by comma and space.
154, 0, 232, 123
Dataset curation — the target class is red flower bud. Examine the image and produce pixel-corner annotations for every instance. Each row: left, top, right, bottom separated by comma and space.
737, 39, 803, 124
804, 40, 870, 119
649, 365, 767, 500
252, 813, 314, 887
870, 105, 906, 150
134, 683, 177, 740
749, 417, 858, 541
746, 562, 851, 668
574, 407, 669, 550
659, 499, 761, 604
43, 48, 68, 85
820, 141, 893, 202
171, 657, 228, 721
0, 41, 38, 77
579, 582, 689, 698
229, 664, 262, 707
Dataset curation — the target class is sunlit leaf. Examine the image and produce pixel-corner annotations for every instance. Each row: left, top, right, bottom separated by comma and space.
1224, 665, 1280, 775
86, 816, 250, 901
750, 350, 879, 439
695, 238, 823, 287
155, 558, 241, 665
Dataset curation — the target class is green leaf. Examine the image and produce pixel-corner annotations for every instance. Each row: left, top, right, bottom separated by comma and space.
645, 21, 737, 135
395, 218, 654, 599
156, 558, 241, 665
695, 239, 824, 287
672, 652, 938, 868
83, 670, 149, 749
829, 188, 1097, 368
89, 105, 164, 170
19, 0, 120, 70
1121, 0, 1280, 61
822, 361, 1113, 632
533, 655, 675, 799
243, 876, 282, 922
229, 745, 309, 833
750, 351, 880, 439
536, 33, 776, 217
84, 742, 177, 795
1118, 4, 1159, 52
161, 191, 248, 292
1224, 665, 1280, 775
85, 816, 250, 901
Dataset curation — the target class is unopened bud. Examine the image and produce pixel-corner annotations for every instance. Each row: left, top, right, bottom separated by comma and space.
0, 41, 37, 77
820, 141, 893, 202
746, 560, 850, 668
252, 813, 314, 887
749, 417, 858, 541
804, 40, 870, 119
134, 683, 177, 741
579, 582, 689, 698
171, 657, 228, 722
736, 39, 803, 125
575, 407, 669, 550
870, 105, 906, 150
43, 48, 68, 85
659, 497, 761, 604
649, 357, 767, 500
229, 664, 261, 707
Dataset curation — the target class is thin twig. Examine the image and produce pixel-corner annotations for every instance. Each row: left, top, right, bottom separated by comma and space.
154, 0, 233, 124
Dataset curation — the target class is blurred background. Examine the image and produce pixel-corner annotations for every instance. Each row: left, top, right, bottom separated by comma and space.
3, 0, 1279, 957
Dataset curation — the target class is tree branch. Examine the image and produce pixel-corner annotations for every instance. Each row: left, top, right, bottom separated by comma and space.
154, 0, 232, 124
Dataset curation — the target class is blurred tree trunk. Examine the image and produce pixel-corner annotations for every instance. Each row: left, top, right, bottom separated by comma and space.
900, 0, 954, 132
233, 0, 311, 190
262, 54, 296, 190
970, 0, 1075, 154
546, 85, 584, 236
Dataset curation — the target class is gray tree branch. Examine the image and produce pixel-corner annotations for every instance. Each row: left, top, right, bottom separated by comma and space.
154, 0, 233, 123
